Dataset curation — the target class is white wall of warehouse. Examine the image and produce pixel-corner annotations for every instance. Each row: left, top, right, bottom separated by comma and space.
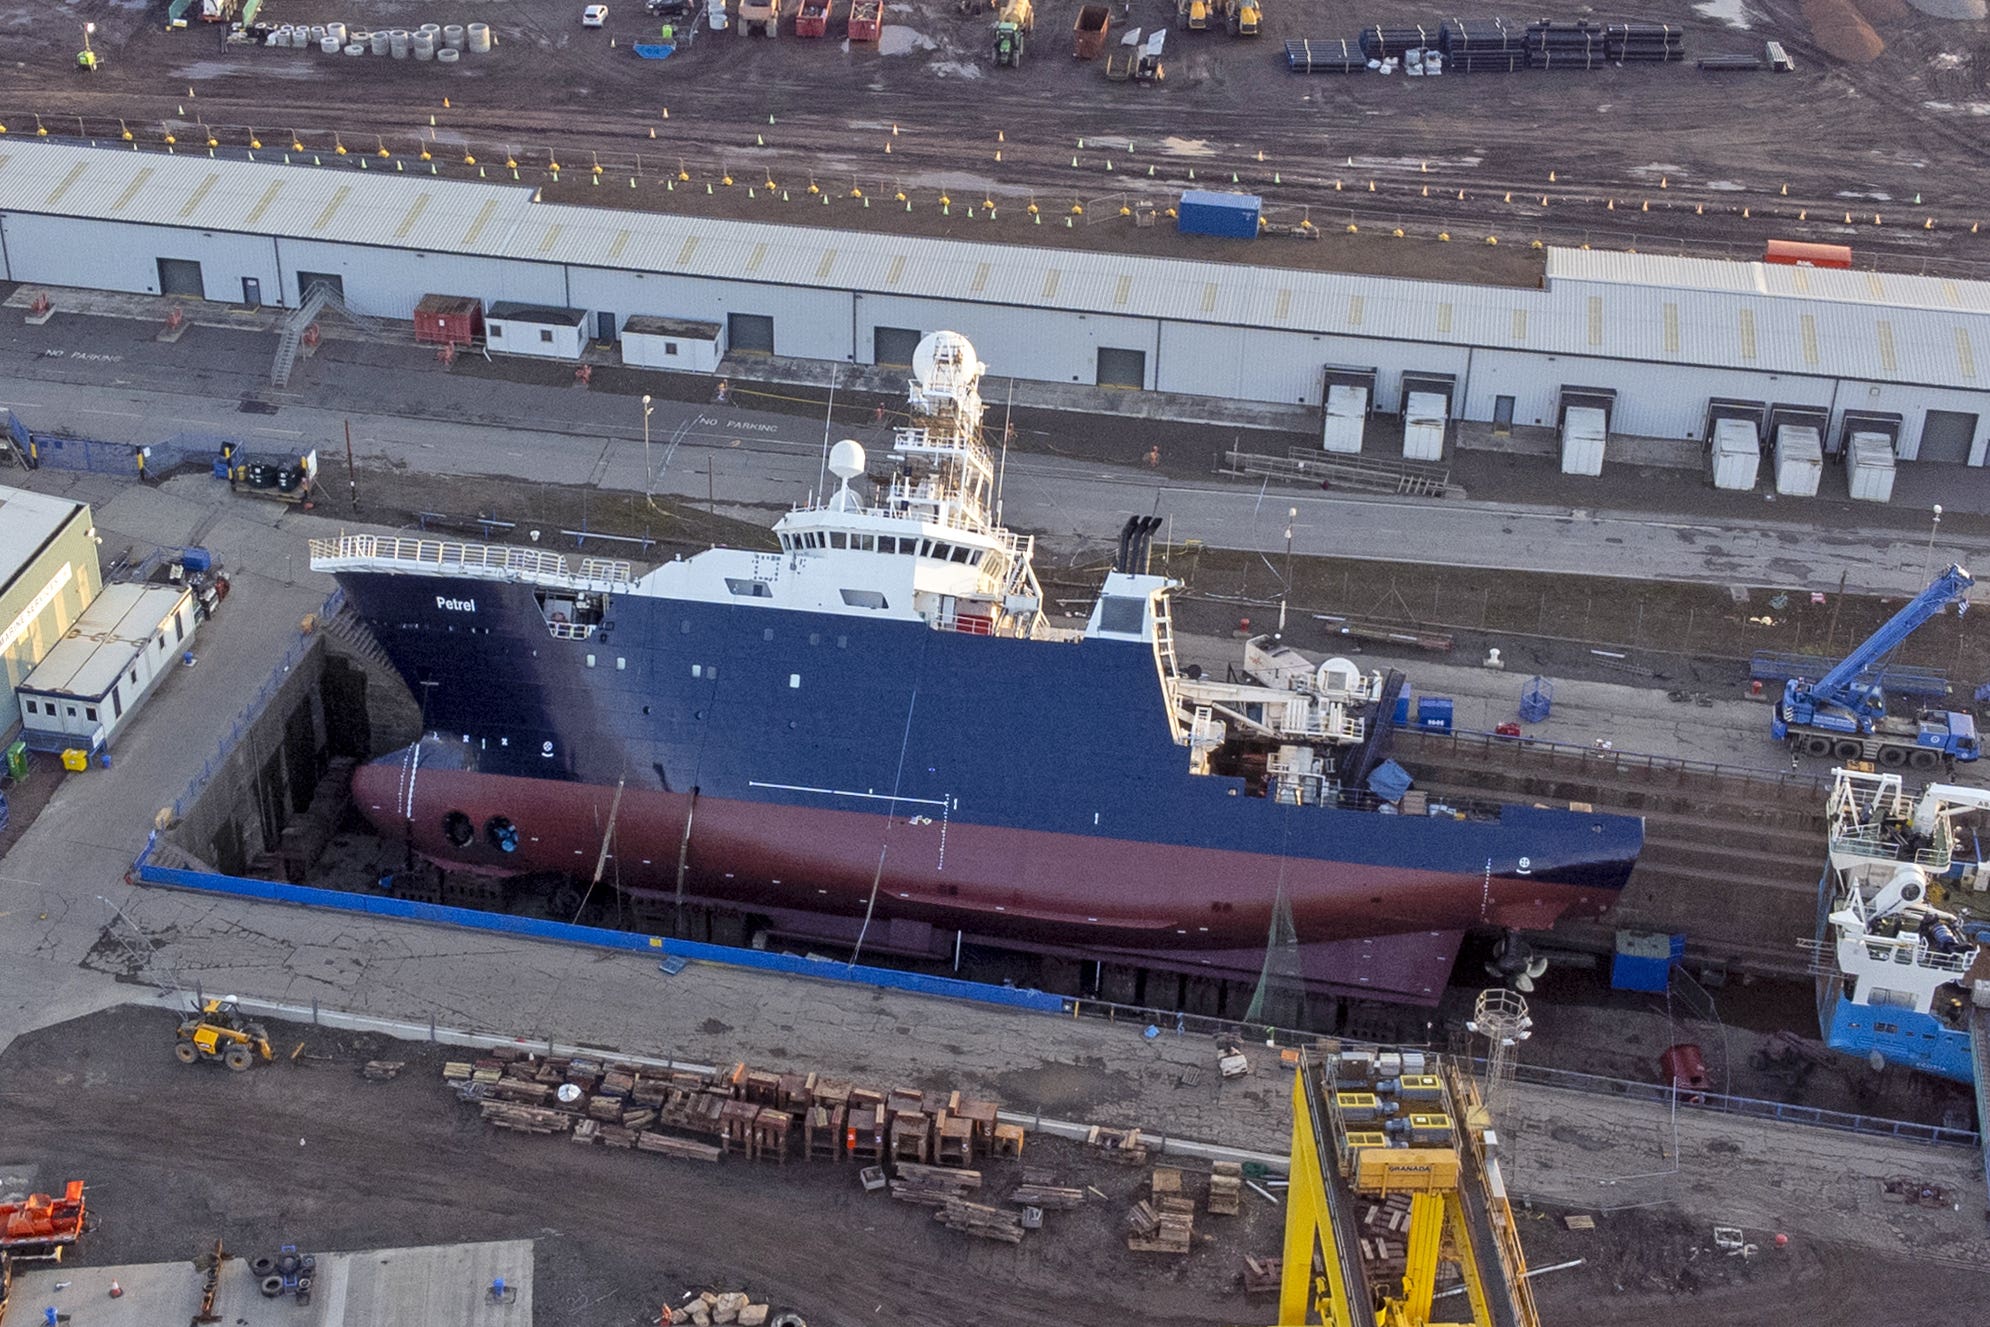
568, 268, 855, 360
854, 295, 1159, 388
273, 241, 564, 317
5, 210, 1989, 467
0, 216, 280, 304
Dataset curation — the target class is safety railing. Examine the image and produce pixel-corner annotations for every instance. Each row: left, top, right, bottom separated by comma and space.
307, 534, 630, 586
1489, 1058, 1979, 1148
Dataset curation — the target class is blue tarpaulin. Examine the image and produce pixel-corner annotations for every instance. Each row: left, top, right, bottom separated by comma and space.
632, 42, 676, 59
1368, 759, 1413, 803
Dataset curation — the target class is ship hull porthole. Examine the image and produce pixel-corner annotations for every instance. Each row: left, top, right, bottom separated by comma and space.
442, 810, 474, 848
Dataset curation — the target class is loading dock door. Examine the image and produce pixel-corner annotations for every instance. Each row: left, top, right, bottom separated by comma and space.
1096, 347, 1146, 389
157, 258, 204, 298
295, 271, 344, 304
874, 326, 922, 367
1919, 410, 1977, 464
727, 313, 775, 355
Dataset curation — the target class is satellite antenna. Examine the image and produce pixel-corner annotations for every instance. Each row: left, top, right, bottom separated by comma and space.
827, 439, 867, 511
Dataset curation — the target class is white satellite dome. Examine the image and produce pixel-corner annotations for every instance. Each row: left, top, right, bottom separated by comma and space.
828, 438, 866, 482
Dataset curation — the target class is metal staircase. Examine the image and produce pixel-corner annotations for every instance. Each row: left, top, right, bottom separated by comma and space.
270, 282, 384, 388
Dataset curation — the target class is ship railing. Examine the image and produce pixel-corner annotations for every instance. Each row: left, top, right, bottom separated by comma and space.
544, 620, 599, 642
1857, 936, 1975, 974
1830, 825, 1952, 872
308, 534, 631, 587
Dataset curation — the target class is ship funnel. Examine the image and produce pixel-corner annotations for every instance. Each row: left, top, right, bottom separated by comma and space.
1114, 515, 1165, 574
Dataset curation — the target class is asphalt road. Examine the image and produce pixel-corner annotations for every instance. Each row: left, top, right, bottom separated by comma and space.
2, 312, 1983, 597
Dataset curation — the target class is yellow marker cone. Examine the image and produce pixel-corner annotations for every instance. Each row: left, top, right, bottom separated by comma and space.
1844, 211, 1853, 224
1660, 176, 1668, 189
1232, 172, 1240, 184
769, 114, 776, 125
1926, 217, 1935, 229
1607, 198, 1614, 210
1422, 185, 1429, 198
756, 134, 764, 146
1438, 232, 1450, 242
998, 130, 1005, 141
1780, 183, 1787, 196
996, 150, 1002, 162
886, 142, 893, 154
1257, 149, 1265, 162
1420, 160, 1428, 173
1368, 180, 1375, 192
443, 98, 451, 108
1642, 200, 1649, 212
650, 128, 656, 139
1456, 189, 1464, 200
1798, 208, 1806, 220
1742, 206, 1750, 218
1504, 191, 1511, 203
1106, 160, 1113, 172
1549, 170, 1556, 182
430, 115, 437, 127
663, 108, 670, 118
1274, 172, 1281, 185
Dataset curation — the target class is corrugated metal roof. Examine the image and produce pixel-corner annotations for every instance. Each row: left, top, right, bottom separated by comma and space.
19, 583, 188, 701
6, 143, 1990, 391
0, 484, 84, 591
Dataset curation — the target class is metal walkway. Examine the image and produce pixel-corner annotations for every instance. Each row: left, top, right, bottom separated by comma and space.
1972, 1006, 1990, 1210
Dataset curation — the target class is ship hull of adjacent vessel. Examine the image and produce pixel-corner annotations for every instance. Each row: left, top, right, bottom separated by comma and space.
334, 570, 1642, 1000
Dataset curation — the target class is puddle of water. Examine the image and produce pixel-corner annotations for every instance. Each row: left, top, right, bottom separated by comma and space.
1692, 0, 1753, 28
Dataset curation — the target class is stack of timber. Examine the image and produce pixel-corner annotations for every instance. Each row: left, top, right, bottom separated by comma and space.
1125, 1196, 1196, 1253
1087, 1124, 1154, 1164
1009, 1183, 1086, 1210
446, 1050, 1014, 1183
1208, 1161, 1244, 1215
890, 1162, 982, 1206
937, 1197, 1027, 1243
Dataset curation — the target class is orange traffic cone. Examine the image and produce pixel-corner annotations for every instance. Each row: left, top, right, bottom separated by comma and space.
110, 1280, 124, 1298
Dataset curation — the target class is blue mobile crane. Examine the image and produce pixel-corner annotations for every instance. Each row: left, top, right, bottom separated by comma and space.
1773, 563, 1978, 768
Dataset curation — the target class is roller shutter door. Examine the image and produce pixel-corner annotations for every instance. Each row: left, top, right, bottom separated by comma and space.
1918, 410, 1977, 465
1096, 347, 1146, 389
727, 313, 775, 355
156, 258, 204, 298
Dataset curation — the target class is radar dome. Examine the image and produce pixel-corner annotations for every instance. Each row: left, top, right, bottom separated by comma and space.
912, 330, 983, 387
829, 439, 867, 482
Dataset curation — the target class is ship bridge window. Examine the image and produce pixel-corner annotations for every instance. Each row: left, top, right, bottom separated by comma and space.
724, 578, 773, 598
1098, 596, 1147, 635
949, 545, 972, 564
840, 589, 889, 610
830, 532, 848, 549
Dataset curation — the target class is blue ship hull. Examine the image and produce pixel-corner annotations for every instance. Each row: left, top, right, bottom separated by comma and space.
334, 570, 1642, 1001
1822, 995, 1974, 1083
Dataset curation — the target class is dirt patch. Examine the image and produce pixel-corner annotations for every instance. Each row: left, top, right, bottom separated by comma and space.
1802, 0, 1887, 61
5, 1005, 1275, 1327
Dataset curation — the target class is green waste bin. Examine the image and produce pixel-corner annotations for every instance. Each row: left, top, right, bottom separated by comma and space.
5, 739, 27, 782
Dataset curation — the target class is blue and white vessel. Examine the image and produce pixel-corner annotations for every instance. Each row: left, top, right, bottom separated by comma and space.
1818, 767, 1990, 1082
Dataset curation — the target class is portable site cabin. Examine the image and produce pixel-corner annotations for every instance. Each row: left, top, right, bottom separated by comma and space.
1773, 424, 1823, 497
1708, 417, 1760, 490
620, 316, 726, 373
484, 303, 589, 360
14, 582, 195, 751
1845, 432, 1897, 502
1401, 392, 1448, 461
1559, 406, 1607, 476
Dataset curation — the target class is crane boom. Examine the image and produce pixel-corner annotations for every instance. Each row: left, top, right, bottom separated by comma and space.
1811, 564, 1972, 704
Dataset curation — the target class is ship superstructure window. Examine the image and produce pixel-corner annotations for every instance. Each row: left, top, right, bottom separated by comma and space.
840, 589, 889, 610
724, 578, 773, 598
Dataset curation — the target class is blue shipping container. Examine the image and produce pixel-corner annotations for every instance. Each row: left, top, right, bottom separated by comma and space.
1393, 693, 1413, 726
1178, 190, 1262, 240
1415, 697, 1454, 733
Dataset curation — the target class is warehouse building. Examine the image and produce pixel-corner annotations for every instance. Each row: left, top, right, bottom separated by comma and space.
0, 483, 102, 738
1, 143, 1987, 468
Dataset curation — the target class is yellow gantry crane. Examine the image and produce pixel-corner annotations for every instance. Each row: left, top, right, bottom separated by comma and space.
1277, 1046, 1540, 1327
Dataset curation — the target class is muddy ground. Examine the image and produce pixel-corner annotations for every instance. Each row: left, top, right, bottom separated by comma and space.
6, 0, 1990, 272
5, 1004, 1981, 1327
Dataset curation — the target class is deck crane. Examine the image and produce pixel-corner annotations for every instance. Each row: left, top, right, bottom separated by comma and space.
1277, 1044, 1538, 1327
1773, 563, 1978, 768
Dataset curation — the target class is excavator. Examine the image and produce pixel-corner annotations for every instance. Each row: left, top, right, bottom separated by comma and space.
174, 997, 274, 1072
993, 0, 1032, 65
1175, 0, 1208, 30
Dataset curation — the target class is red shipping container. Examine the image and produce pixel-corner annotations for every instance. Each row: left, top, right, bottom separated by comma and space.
1763, 239, 1852, 270
414, 294, 485, 347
